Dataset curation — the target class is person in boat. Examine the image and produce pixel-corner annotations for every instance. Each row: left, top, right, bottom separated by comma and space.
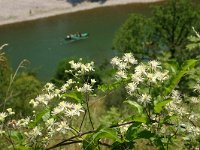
76, 32, 81, 37
66, 34, 71, 40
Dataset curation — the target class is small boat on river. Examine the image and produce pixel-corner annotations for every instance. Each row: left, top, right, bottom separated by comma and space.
65, 32, 89, 41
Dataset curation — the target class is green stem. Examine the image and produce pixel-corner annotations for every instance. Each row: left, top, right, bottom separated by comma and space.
86, 93, 94, 130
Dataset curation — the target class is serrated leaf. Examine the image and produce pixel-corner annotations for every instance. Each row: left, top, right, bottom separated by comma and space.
124, 100, 143, 114
154, 99, 172, 113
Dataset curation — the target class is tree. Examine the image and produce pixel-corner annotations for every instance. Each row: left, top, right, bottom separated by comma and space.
113, 0, 200, 62
113, 14, 154, 60
11, 73, 42, 116
152, 0, 200, 61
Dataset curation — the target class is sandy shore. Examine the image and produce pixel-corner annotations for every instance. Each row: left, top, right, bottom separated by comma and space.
0, 0, 163, 26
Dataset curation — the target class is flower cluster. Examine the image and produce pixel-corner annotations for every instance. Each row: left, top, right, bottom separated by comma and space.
111, 53, 169, 107
111, 53, 138, 79
111, 53, 199, 149
68, 59, 95, 76
0, 59, 97, 148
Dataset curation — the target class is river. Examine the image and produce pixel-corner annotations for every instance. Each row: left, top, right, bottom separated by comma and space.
0, 2, 163, 80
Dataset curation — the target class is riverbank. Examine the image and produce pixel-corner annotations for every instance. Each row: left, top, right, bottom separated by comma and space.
0, 0, 163, 26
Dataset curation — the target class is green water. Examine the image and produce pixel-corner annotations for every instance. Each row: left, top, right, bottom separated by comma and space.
0, 2, 163, 80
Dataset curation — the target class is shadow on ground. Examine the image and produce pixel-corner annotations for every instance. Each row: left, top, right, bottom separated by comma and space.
66, 0, 107, 6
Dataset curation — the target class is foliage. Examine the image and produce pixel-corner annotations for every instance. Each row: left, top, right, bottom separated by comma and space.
0, 44, 11, 100
113, 0, 200, 62
0, 51, 200, 150
1, 30, 200, 149
112, 14, 154, 59
0, 45, 42, 118
11, 73, 42, 117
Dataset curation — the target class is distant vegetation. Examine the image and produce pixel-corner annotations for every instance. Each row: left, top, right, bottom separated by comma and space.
113, 0, 200, 62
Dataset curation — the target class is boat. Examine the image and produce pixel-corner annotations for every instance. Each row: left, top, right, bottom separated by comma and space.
65, 32, 89, 41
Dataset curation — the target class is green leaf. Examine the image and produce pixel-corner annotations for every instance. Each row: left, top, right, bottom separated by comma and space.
29, 108, 50, 128
125, 122, 141, 140
131, 114, 148, 123
83, 128, 121, 150
83, 134, 97, 150
15, 145, 31, 150
137, 130, 155, 139
162, 115, 177, 123
42, 111, 50, 122
98, 78, 130, 92
164, 59, 198, 96
154, 99, 172, 113
62, 91, 83, 103
10, 131, 23, 141
124, 100, 143, 114
110, 141, 135, 150
93, 128, 121, 143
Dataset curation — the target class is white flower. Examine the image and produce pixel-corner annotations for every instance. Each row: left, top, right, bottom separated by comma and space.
122, 53, 138, 65
54, 89, 61, 97
0, 112, 7, 122
190, 97, 199, 104
115, 70, 127, 80
131, 74, 144, 84
118, 62, 128, 70
138, 94, 151, 106
84, 62, 94, 72
52, 106, 63, 115
91, 79, 96, 85
154, 71, 169, 82
148, 60, 161, 70
189, 113, 199, 122
111, 56, 121, 66
78, 83, 93, 93
16, 117, 30, 127
6, 108, 15, 115
69, 60, 81, 70
46, 118, 55, 131
146, 73, 157, 83
194, 83, 200, 93
44, 83, 55, 92
135, 64, 146, 76
56, 121, 70, 134
71, 104, 84, 116
29, 99, 39, 107
29, 126, 42, 138
126, 82, 138, 95
35, 93, 54, 106
171, 90, 181, 101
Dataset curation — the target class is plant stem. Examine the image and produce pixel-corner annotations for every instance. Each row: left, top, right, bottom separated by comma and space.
85, 93, 94, 130
46, 121, 135, 150
79, 108, 87, 132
